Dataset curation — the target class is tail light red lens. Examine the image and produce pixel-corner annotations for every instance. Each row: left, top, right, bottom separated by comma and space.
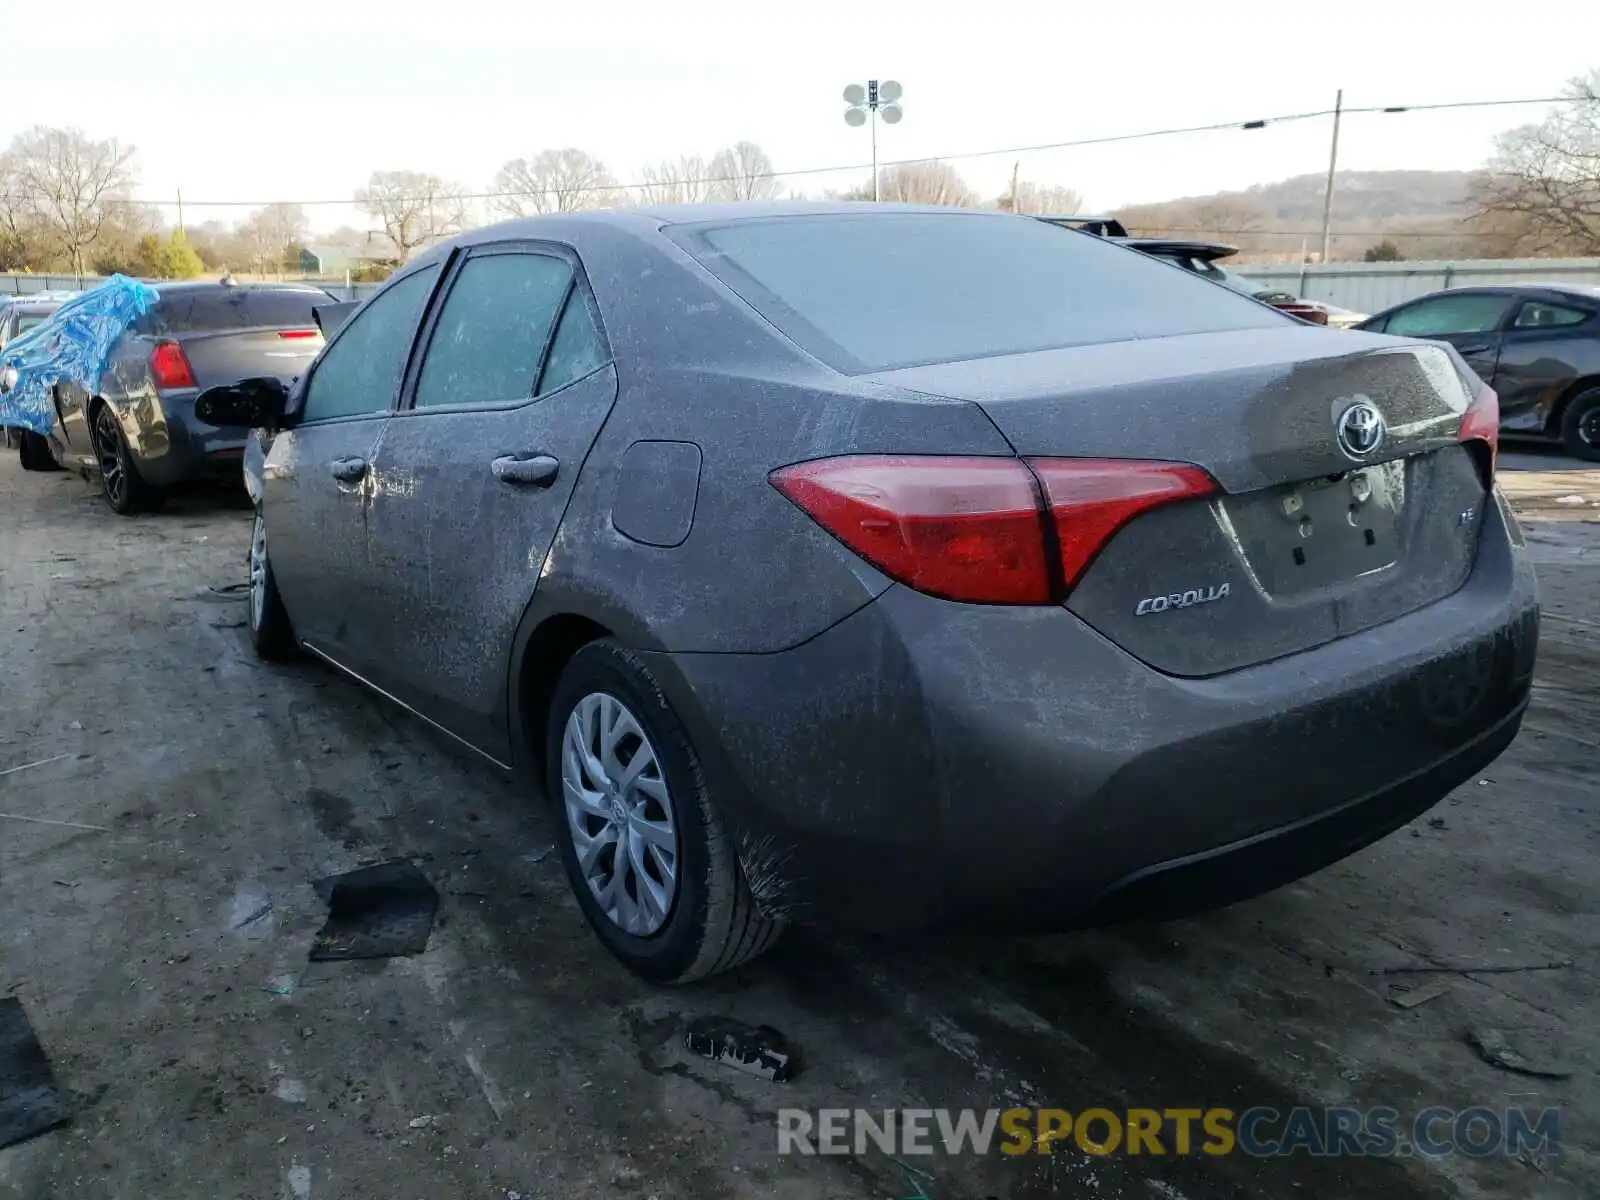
277, 328, 318, 339
149, 340, 197, 390
769, 456, 1053, 604
1458, 382, 1499, 478
1026, 458, 1219, 588
770, 454, 1217, 605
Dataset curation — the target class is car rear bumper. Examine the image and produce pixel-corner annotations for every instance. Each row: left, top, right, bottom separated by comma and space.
119, 392, 248, 486
644, 489, 1539, 933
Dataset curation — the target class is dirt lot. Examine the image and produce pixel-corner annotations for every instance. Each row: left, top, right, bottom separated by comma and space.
1, 447, 1596, 1200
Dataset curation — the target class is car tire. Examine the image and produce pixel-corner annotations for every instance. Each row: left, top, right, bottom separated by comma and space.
247, 508, 298, 662
1558, 385, 1600, 463
17, 431, 63, 472
89, 403, 164, 514
546, 640, 783, 984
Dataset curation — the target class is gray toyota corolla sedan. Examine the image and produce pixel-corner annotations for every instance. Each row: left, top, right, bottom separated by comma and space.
194, 203, 1539, 984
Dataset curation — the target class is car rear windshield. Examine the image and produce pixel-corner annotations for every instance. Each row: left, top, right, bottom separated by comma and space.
674, 213, 1288, 373
137, 288, 331, 336
16, 313, 53, 333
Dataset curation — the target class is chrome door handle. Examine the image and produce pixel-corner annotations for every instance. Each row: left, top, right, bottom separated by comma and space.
329, 456, 368, 482
491, 454, 559, 488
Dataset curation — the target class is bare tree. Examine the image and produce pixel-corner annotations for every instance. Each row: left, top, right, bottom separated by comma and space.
1005, 181, 1084, 214
1474, 72, 1600, 256
233, 211, 279, 276
355, 170, 471, 261
874, 161, 976, 206
634, 156, 714, 206
6, 125, 137, 274
493, 149, 617, 216
234, 203, 310, 277
0, 152, 40, 269
708, 141, 781, 201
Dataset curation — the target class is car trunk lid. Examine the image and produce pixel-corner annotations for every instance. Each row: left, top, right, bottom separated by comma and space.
166, 327, 323, 394
869, 327, 1491, 676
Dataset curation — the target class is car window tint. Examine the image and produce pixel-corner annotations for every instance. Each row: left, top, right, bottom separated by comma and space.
1513, 301, 1590, 330
414, 253, 573, 408
538, 290, 608, 395
301, 267, 438, 422
1383, 293, 1514, 337
139, 288, 330, 334
678, 213, 1285, 373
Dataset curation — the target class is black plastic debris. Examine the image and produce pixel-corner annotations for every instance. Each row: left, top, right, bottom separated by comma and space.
308, 860, 440, 961
0, 998, 69, 1148
684, 1016, 796, 1082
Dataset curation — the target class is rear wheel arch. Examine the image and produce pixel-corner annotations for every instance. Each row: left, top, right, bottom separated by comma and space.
509, 611, 616, 785
1548, 374, 1600, 432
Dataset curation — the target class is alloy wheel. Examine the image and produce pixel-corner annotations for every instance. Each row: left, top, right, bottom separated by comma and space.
93, 407, 127, 508
1579, 406, 1600, 449
561, 692, 679, 936
249, 512, 268, 631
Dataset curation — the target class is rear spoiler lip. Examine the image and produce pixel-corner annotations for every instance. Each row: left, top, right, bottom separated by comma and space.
1032, 214, 1131, 238
312, 300, 361, 339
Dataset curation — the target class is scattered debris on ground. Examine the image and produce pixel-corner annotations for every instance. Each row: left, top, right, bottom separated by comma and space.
308, 860, 441, 961
1388, 980, 1451, 1009
684, 1016, 796, 1082
0, 998, 68, 1150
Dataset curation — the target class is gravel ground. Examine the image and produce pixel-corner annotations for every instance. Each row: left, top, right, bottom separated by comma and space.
1, 444, 1595, 1200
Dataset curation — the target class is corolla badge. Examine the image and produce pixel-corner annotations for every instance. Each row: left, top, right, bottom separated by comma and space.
1135, 582, 1229, 616
1336, 400, 1385, 459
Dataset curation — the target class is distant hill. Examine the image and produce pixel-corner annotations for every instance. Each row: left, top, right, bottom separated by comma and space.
1118, 170, 1489, 263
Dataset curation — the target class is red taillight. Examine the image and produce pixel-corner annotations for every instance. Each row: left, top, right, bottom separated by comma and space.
769, 456, 1053, 604
769, 454, 1216, 605
1027, 458, 1219, 588
149, 340, 197, 390
277, 328, 318, 339
1459, 383, 1499, 477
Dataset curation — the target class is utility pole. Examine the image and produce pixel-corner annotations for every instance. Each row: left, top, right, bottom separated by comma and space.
1319, 89, 1343, 264
1009, 161, 1021, 212
176, 188, 185, 237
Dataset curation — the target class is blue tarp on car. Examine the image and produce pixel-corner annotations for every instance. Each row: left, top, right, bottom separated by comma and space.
0, 275, 160, 436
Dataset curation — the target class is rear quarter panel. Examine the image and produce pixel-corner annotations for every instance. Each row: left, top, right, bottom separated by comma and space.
519, 220, 1017, 656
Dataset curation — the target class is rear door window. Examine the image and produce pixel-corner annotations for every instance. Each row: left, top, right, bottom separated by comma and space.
139, 289, 332, 335
1382, 293, 1516, 337
413, 251, 585, 409
1511, 300, 1592, 330
674, 212, 1287, 373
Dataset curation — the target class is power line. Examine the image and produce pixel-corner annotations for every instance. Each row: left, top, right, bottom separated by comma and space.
1144, 228, 1490, 239
152, 92, 1584, 210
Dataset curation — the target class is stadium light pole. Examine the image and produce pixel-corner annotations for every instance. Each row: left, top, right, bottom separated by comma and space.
844, 81, 904, 201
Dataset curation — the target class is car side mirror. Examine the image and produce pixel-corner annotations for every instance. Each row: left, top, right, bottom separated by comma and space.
194, 376, 290, 429
0, 366, 17, 394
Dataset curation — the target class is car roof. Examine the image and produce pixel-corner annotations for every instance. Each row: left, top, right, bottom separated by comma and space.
435, 200, 1015, 249
152, 280, 331, 295
1406, 282, 1600, 300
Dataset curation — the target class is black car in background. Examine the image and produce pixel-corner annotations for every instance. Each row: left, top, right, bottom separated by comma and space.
1355, 284, 1600, 461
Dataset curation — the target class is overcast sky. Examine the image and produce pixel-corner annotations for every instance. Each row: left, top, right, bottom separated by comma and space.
3, 0, 1596, 234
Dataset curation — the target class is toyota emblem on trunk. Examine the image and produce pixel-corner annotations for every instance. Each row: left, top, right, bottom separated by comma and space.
1336, 401, 1385, 459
